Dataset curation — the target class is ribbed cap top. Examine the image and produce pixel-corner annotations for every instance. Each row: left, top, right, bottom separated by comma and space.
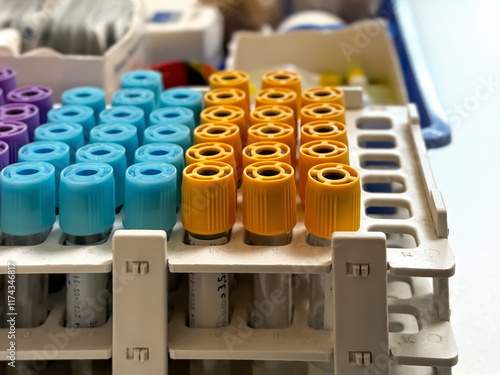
121, 70, 163, 105
160, 88, 203, 122
300, 120, 348, 146
150, 107, 195, 131
262, 71, 302, 98
34, 122, 85, 156
242, 161, 297, 236
256, 87, 299, 118
0, 140, 9, 169
0, 120, 29, 163
247, 122, 296, 165
1, 161, 56, 236
0, 103, 39, 141
304, 163, 360, 239
301, 86, 345, 107
76, 143, 127, 208
300, 102, 345, 125
0, 67, 17, 95
242, 141, 291, 169
209, 71, 250, 103
182, 161, 236, 236
6, 86, 53, 123
112, 88, 156, 125
204, 87, 248, 117
59, 162, 115, 237
62, 87, 106, 121
48, 105, 95, 139
186, 142, 238, 180
250, 104, 296, 132
89, 123, 138, 166
201, 105, 246, 140
299, 140, 349, 202
124, 162, 177, 232
143, 123, 191, 152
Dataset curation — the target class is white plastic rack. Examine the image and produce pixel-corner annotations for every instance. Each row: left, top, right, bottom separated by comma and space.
0, 88, 457, 375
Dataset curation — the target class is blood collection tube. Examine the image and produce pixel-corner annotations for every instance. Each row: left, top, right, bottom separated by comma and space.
298, 140, 349, 202
150, 107, 196, 132
112, 88, 156, 126
135, 143, 184, 208
250, 104, 296, 133
0, 67, 17, 97
182, 161, 236, 375
209, 70, 250, 108
160, 88, 203, 124
76, 143, 127, 212
300, 102, 345, 126
300, 120, 348, 146
262, 71, 302, 101
0, 103, 39, 141
99, 106, 146, 144
62, 87, 106, 123
89, 123, 138, 166
301, 86, 345, 107
0, 121, 29, 163
48, 105, 95, 141
6, 86, 53, 123
255, 87, 299, 120
201, 105, 247, 142
247, 122, 296, 165
34, 122, 85, 162
143, 123, 192, 152
121, 70, 163, 107
186, 142, 239, 181
0, 141, 9, 169
204, 87, 249, 119
242, 141, 292, 169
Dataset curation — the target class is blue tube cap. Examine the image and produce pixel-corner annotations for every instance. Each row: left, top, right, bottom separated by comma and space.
61, 87, 106, 123
160, 88, 203, 123
149, 107, 195, 132
124, 162, 177, 232
1, 161, 56, 236
99, 106, 145, 143
135, 143, 184, 207
121, 70, 163, 106
76, 143, 127, 209
59, 162, 115, 237
89, 123, 138, 166
18, 141, 70, 207
48, 105, 95, 141
34, 122, 84, 160
143, 123, 191, 152
112, 89, 155, 126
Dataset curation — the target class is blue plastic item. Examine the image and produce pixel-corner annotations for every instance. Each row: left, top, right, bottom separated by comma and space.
76, 143, 127, 210
143, 124, 191, 152
89, 123, 138, 166
34, 122, 84, 161
99, 106, 146, 144
149, 107, 195, 132
121, 70, 163, 106
48, 105, 95, 141
59, 162, 115, 237
18, 141, 70, 208
160, 88, 203, 123
112, 89, 156, 126
135, 143, 184, 207
1, 161, 56, 236
123, 162, 177, 232
61, 87, 106, 123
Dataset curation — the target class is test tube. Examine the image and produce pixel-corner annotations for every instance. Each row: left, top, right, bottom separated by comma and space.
247, 122, 296, 165
89, 123, 138, 166
0, 67, 17, 97
200, 105, 247, 142
209, 70, 250, 108
34, 122, 85, 162
300, 102, 346, 126
204, 87, 249, 119
160, 88, 203, 124
0, 103, 40, 141
143, 123, 191, 152
261, 71, 302, 102
0, 121, 29, 163
255, 87, 299, 120
242, 161, 296, 374
250, 104, 296, 133
48, 105, 95, 141
62, 87, 106, 123
242, 141, 292, 169
149, 107, 196, 132
300, 120, 348, 146
182, 161, 236, 375
186, 143, 238, 181
0, 141, 9, 169
301, 86, 345, 107
6, 86, 53, 123
112, 88, 156, 126
99, 106, 146, 144
121, 70, 163, 107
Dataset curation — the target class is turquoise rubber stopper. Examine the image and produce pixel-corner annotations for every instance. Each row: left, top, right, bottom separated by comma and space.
76, 143, 127, 210
59, 162, 115, 237
18, 141, 70, 208
48, 105, 95, 141
34, 122, 84, 162
89, 123, 138, 166
1, 161, 56, 236
149, 107, 195, 132
135, 143, 184, 207
61, 87, 106, 123
160, 88, 203, 123
99, 106, 145, 144
143, 123, 191, 152
121, 70, 163, 106
112, 89, 155, 126
123, 162, 177, 232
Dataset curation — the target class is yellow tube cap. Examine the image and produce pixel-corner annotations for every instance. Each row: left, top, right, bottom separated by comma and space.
242, 141, 292, 169
304, 163, 360, 239
193, 123, 242, 173
204, 87, 249, 119
250, 104, 296, 132
201, 104, 247, 140
186, 142, 239, 181
256, 87, 299, 119
247, 122, 296, 165
262, 71, 302, 99
301, 86, 345, 107
300, 120, 348, 146
242, 161, 297, 236
300, 103, 345, 125
182, 161, 236, 236
209, 70, 250, 107
299, 140, 349, 202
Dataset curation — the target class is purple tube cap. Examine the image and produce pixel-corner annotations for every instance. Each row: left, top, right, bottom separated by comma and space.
0, 140, 9, 169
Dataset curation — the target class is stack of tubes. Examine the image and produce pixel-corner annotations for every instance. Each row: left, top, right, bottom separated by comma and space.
0, 67, 360, 375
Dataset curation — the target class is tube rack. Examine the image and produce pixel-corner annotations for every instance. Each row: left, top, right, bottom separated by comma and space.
0, 88, 457, 374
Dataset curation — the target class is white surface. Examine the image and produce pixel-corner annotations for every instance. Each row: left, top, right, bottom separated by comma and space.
411, 1, 500, 374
